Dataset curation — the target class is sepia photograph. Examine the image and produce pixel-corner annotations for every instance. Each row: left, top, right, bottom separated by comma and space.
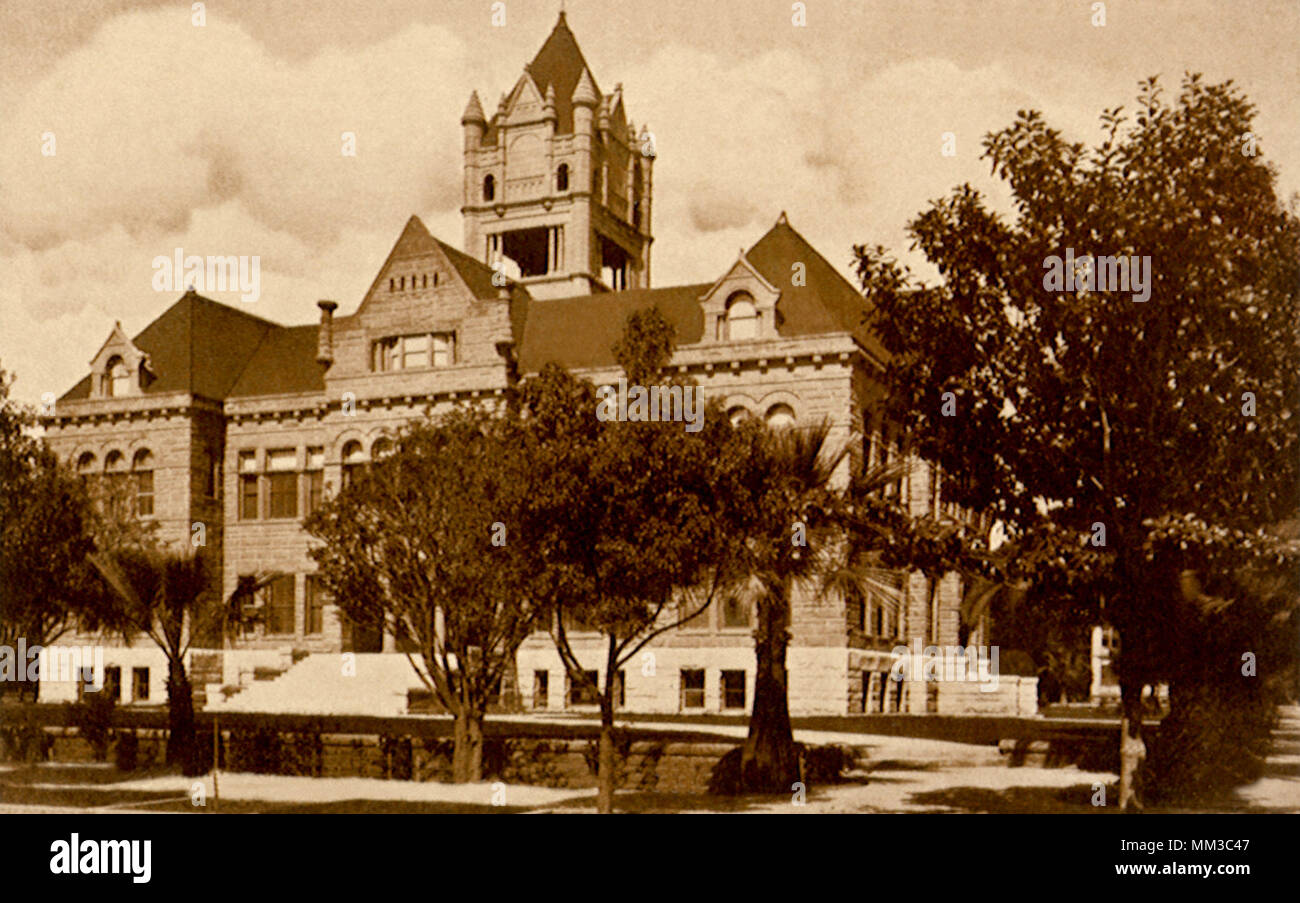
0, 0, 1296, 887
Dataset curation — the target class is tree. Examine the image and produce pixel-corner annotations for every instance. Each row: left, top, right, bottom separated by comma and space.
0, 364, 99, 703
90, 547, 211, 774
305, 407, 543, 782
724, 418, 848, 792
520, 310, 751, 812
854, 74, 1300, 808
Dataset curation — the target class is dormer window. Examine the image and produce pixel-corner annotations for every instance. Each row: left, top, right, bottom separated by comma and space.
483, 174, 496, 202
724, 293, 759, 341
556, 163, 569, 193
105, 356, 131, 396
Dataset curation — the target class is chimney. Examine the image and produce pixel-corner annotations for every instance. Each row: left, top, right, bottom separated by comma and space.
316, 299, 338, 366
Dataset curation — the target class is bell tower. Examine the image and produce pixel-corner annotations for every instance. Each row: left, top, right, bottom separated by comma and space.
461, 11, 654, 299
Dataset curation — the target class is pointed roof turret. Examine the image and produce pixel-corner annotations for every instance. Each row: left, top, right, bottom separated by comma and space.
529, 11, 597, 131
542, 83, 557, 122
461, 90, 486, 125
572, 67, 599, 109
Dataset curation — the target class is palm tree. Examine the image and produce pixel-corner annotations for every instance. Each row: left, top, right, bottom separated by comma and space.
733, 419, 855, 791
90, 546, 213, 775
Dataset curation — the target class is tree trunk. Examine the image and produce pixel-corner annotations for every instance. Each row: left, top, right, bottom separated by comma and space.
742, 589, 800, 793
596, 699, 618, 814
166, 657, 199, 775
451, 709, 484, 783
1118, 676, 1146, 810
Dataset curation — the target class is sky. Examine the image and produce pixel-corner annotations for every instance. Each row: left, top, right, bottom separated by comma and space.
1, 0, 1297, 404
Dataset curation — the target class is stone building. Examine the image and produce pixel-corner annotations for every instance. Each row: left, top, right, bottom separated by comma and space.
39, 13, 1032, 717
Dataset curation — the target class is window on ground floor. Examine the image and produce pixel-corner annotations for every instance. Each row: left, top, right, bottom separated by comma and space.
132, 667, 149, 702
305, 575, 325, 634
266, 575, 296, 635
104, 666, 122, 703
613, 669, 625, 709
721, 670, 746, 710
680, 668, 705, 710
567, 670, 599, 707
533, 670, 549, 709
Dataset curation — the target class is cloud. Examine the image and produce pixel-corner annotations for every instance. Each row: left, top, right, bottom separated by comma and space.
2, 3, 1296, 406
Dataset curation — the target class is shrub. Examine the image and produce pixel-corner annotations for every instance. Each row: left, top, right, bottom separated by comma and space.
66, 691, 117, 761
0, 707, 50, 763
114, 730, 139, 772
380, 734, 412, 780
707, 746, 744, 795
227, 726, 282, 774
800, 744, 850, 785
1145, 679, 1274, 805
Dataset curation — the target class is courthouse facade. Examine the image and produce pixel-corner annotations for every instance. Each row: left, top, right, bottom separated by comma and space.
40, 14, 1031, 716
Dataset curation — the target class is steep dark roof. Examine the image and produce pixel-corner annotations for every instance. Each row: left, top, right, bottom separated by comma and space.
517, 284, 709, 373
486, 11, 594, 143
746, 216, 887, 361
228, 324, 324, 397
60, 292, 280, 401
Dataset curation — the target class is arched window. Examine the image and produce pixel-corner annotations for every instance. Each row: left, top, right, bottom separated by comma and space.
132, 449, 154, 516
371, 437, 394, 460
555, 163, 569, 192
483, 174, 495, 202
341, 440, 365, 489
104, 450, 127, 511
725, 293, 758, 341
76, 452, 97, 479
765, 403, 795, 429
106, 356, 130, 397
727, 406, 751, 427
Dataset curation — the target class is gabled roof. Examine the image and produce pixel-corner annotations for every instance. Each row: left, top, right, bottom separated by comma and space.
517, 284, 710, 373
359, 215, 530, 308
745, 213, 887, 361
60, 292, 282, 401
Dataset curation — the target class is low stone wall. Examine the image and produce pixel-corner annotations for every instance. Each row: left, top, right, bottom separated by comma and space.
19, 726, 736, 793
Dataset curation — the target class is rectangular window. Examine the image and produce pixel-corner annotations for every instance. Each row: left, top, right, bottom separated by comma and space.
238, 451, 258, 520
132, 667, 149, 702
134, 469, 154, 516
680, 668, 705, 710
265, 450, 297, 519
202, 449, 219, 499
613, 669, 626, 709
305, 575, 324, 634
721, 670, 746, 710
401, 333, 429, 369
104, 666, 122, 702
267, 473, 298, 518
432, 333, 453, 367
372, 334, 454, 371
721, 596, 751, 629
267, 575, 296, 635
532, 671, 549, 709
567, 670, 599, 707
305, 447, 325, 514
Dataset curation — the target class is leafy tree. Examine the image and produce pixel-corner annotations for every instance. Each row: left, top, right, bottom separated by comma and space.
520, 310, 751, 812
854, 74, 1300, 808
0, 364, 99, 703
305, 407, 543, 782
89, 547, 211, 774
